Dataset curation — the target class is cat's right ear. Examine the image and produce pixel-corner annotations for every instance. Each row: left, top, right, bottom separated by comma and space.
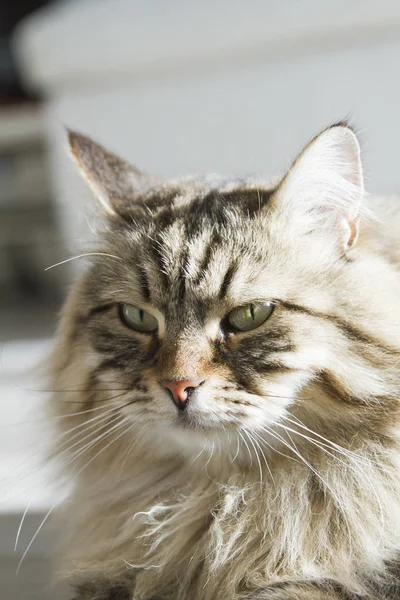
272, 123, 364, 249
68, 130, 154, 216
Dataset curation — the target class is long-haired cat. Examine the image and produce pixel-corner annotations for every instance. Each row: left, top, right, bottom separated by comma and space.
50, 124, 400, 599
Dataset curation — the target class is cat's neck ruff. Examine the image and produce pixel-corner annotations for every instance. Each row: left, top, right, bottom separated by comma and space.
57, 405, 400, 600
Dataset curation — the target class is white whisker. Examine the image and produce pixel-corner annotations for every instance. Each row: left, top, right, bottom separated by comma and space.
17, 418, 132, 573
242, 429, 263, 488
45, 252, 122, 271
238, 430, 253, 468
16, 504, 57, 574
14, 498, 33, 552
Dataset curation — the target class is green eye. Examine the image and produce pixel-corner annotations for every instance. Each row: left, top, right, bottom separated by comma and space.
227, 302, 274, 332
119, 304, 158, 333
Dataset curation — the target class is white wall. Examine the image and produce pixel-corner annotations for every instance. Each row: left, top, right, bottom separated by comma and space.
14, 0, 400, 248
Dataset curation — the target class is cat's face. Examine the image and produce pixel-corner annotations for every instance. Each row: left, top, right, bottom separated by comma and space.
81, 184, 335, 438
56, 125, 396, 454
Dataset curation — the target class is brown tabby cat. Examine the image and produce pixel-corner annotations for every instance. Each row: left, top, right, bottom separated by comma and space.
50, 124, 400, 600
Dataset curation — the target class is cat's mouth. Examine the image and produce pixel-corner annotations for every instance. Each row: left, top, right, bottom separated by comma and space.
175, 410, 199, 429
173, 410, 214, 431
172, 410, 235, 433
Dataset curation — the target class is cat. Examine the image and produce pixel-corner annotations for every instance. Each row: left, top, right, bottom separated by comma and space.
49, 123, 400, 600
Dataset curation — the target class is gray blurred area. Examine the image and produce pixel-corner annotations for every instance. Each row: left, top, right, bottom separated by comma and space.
2, 1, 400, 598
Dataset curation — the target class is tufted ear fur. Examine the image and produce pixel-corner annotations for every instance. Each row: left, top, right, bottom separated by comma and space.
273, 123, 364, 248
68, 130, 157, 216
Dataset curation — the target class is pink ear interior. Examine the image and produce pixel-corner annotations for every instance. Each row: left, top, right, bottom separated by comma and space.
346, 217, 359, 248
274, 124, 364, 249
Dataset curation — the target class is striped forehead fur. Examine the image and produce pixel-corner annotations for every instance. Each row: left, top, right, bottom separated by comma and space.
50, 125, 400, 600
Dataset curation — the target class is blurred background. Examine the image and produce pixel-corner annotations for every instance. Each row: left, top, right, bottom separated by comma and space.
1, 0, 400, 598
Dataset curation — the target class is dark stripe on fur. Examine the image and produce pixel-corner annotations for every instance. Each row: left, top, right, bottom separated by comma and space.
192, 231, 221, 286
212, 325, 295, 394
149, 236, 169, 288
257, 362, 298, 373
280, 301, 399, 356
218, 187, 273, 216
219, 263, 237, 299
320, 370, 369, 406
92, 357, 124, 375
84, 303, 114, 322
137, 265, 151, 302
178, 226, 190, 303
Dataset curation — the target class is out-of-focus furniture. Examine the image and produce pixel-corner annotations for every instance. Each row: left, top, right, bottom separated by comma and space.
13, 0, 400, 250
0, 103, 65, 599
0, 103, 63, 340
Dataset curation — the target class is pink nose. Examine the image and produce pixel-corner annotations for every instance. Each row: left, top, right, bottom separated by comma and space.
161, 379, 203, 410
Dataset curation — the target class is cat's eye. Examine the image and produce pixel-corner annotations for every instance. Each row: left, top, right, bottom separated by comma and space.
119, 304, 158, 333
227, 302, 274, 332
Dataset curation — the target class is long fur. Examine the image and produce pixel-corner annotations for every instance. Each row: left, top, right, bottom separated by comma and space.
49, 125, 400, 599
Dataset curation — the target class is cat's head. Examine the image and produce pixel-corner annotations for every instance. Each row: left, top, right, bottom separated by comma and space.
53, 124, 399, 458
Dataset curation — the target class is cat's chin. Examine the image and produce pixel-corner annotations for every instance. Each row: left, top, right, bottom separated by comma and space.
173, 411, 213, 431
173, 413, 241, 436
152, 417, 234, 456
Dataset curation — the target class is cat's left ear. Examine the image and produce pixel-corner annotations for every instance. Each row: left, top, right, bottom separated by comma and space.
274, 123, 364, 248
68, 130, 156, 216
